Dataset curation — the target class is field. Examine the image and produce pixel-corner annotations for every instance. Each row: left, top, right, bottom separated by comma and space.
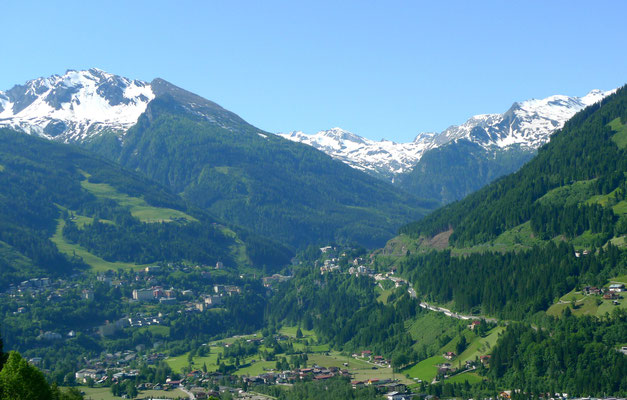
165, 349, 223, 373
609, 117, 627, 149
51, 217, 147, 272
403, 325, 503, 384
76, 386, 189, 400
407, 312, 463, 354
308, 352, 412, 384
81, 178, 196, 223
376, 287, 395, 304
403, 355, 446, 383
452, 222, 545, 255
455, 327, 504, 365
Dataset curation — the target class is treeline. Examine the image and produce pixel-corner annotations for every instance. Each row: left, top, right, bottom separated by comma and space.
398, 241, 625, 319
400, 85, 627, 246
491, 311, 627, 397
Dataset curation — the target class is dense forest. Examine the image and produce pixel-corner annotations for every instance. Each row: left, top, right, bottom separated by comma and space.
490, 311, 627, 396
398, 242, 625, 319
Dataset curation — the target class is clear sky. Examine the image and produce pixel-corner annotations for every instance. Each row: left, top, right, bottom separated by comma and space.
2, 0, 626, 142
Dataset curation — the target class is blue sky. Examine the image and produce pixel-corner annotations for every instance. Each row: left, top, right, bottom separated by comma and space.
2, 1, 626, 142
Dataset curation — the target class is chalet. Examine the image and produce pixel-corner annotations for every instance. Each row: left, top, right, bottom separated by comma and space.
609, 283, 625, 292
499, 390, 512, 399
584, 286, 601, 295
361, 350, 372, 358
603, 292, 619, 300
443, 352, 456, 360
468, 320, 481, 330
480, 355, 491, 365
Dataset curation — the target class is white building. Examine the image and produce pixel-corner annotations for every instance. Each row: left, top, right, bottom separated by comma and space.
132, 289, 155, 301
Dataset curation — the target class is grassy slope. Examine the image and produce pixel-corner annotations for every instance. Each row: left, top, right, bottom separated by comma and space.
609, 117, 627, 149
80, 177, 196, 223
403, 325, 502, 383
546, 275, 627, 317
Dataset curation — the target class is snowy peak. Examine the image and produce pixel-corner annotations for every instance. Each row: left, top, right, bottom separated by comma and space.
0, 69, 154, 141
281, 89, 614, 180
437, 88, 615, 149
278, 128, 437, 179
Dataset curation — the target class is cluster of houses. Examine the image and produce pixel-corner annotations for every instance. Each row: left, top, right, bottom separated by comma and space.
319, 258, 340, 274
243, 365, 352, 386
352, 350, 391, 367
582, 283, 625, 303
73, 350, 170, 384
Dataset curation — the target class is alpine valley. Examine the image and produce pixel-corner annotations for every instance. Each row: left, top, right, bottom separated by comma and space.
0, 69, 625, 400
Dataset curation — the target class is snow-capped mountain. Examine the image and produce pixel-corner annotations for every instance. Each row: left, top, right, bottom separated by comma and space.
0, 68, 154, 141
279, 128, 438, 179
279, 89, 614, 180
432, 89, 613, 148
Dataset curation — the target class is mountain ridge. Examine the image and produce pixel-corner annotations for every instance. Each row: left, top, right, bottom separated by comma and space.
0, 68, 436, 248
278, 89, 614, 181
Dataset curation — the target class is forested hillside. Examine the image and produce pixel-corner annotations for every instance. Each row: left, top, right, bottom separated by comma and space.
85, 80, 436, 249
400, 85, 627, 246
0, 128, 291, 286
387, 86, 627, 319
398, 141, 534, 206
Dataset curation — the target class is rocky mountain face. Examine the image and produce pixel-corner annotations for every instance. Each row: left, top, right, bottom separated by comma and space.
0, 68, 154, 141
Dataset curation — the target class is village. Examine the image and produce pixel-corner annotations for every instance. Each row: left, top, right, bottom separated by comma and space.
3, 247, 625, 400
